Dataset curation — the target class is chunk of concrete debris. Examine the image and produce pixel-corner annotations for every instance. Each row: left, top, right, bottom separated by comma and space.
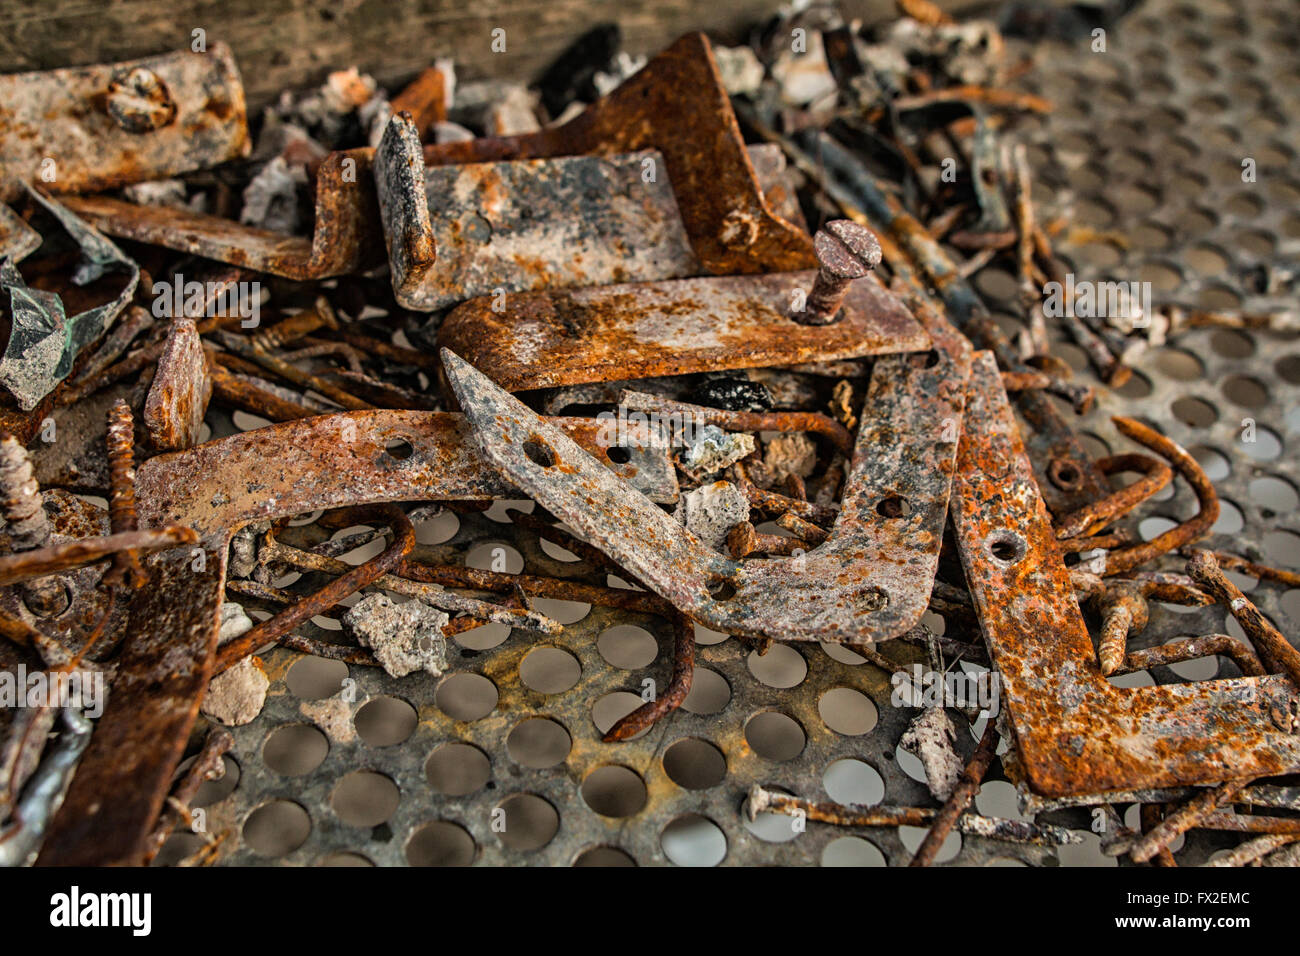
201, 656, 268, 727
675, 480, 750, 552
343, 593, 449, 678
713, 45, 765, 96
900, 707, 964, 802
487, 85, 541, 136
771, 30, 838, 107
679, 424, 755, 478
218, 601, 253, 643
759, 431, 818, 488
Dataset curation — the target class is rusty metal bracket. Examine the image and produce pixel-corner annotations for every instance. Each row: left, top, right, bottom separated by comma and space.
35, 409, 675, 865
439, 270, 929, 391
951, 352, 1300, 797
443, 331, 969, 645
0, 44, 249, 202
375, 117, 698, 309
417, 33, 813, 279
60, 147, 383, 281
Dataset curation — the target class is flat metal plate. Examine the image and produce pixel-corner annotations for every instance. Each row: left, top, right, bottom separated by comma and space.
439, 272, 929, 391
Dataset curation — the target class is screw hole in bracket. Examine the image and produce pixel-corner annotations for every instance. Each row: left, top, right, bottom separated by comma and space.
524, 438, 557, 468
987, 530, 1027, 566
876, 495, 912, 518
383, 438, 414, 461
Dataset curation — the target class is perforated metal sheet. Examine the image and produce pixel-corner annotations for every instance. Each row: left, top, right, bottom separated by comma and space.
162, 0, 1300, 867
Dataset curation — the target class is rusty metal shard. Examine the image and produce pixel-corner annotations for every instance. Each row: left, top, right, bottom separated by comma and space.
951, 352, 1300, 797
375, 115, 698, 310
440, 271, 930, 391
0, 44, 250, 202
60, 148, 383, 281
0, 203, 40, 262
38, 409, 677, 864
443, 346, 964, 645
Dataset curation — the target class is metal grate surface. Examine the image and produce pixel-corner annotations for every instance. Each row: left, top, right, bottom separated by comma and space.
161, 0, 1300, 867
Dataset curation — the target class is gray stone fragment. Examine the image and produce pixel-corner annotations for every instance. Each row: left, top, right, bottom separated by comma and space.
343, 593, 449, 679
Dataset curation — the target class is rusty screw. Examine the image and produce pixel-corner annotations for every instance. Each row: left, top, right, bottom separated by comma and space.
0, 434, 68, 617
794, 220, 882, 325
105, 67, 176, 134
104, 400, 146, 589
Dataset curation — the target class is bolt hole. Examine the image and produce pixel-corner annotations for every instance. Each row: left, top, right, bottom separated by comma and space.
1048, 458, 1083, 490
384, 438, 414, 461
606, 446, 632, 464
524, 439, 557, 468
987, 531, 1026, 565
876, 495, 911, 518
708, 580, 737, 601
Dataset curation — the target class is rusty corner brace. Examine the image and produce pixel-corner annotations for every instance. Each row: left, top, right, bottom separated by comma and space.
60, 146, 383, 281
416, 33, 813, 277
442, 332, 970, 647
951, 352, 1300, 797
0, 44, 250, 202
35, 410, 676, 865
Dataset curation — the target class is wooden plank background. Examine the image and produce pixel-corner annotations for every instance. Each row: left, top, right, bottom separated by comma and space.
0, 0, 974, 111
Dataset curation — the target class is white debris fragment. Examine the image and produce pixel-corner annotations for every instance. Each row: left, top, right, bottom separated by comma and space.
218, 602, 254, 643
592, 51, 647, 97
201, 656, 269, 727
434, 121, 475, 144
121, 179, 190, 210
343, 593, 449, 679
240, 155, 308, 234
675, 480, 750, 552
759, 431, 818, 487
679, 425, 755, 478
487, 85, 541, 135
900, 707, 964, 802
713, 45, 766, 96
771, 30, 838, 106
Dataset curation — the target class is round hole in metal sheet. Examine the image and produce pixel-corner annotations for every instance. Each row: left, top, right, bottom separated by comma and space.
682, 667, 730, 714
175, 753, 240, 807
823, 758, 885, 806
495, 794, 559, 851
822, 836, 887, 867
506, 717, 571, 769
592, 692, 650, 740
523, 439, 557, 468
876, 495, 912, 518
581, 765, 647, 817
316, 852, 373, 867
597, 624, 658, 669
406, 821, 477, 866
354, 695, 417, 747
573, 846, 636, 867
285, 657, 348, 700
745, 711, 806, 762
660, 814, 727, 867
987, 531, 1027, 565
663, 737, 726, 790
899, 824, 961, 863
425, 742, 492, 796
383, 438, 414, 461
263, 723, 328, 776
436, 673, 498, 721
818, 687, 879, 736
243, 800, 311, 858
519, 646, 581, 693
746, 644, 807, 688
331, 771, 400, 828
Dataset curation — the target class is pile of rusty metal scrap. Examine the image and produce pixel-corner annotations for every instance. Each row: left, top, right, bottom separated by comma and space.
1, 1, 1298, 868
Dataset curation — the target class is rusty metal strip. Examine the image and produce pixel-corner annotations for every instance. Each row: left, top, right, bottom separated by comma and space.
417, 33, 813, 278
951, 352, 1300, 797
443, 341, 968, 646
0, 203, 40, 263
37, 409, 678, 864
0, 44, 249, 202
439, 271, 929, 391
375, 118, 698, 309
60, 148, 383, 281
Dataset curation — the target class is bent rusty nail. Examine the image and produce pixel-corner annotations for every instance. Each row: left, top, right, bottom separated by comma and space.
1054, 453, 1172, 540
909, 719, 1000, 867
1101, 418, 1219, 576
747, 786, 1080, 847
1094, 581, 1149, 676
1187, 549, 1300, 688
619, 390, 853, 455
103, 400, 147, 588
443, 337, 969, 646
732, 460, 839, 526
140, 727, 233, 865
603, 612, 694, 742
214, 505, 415, 673
951, 352, 1300, 796
1184, 549, 1300, 589
1120, 634, 1265, 679
1205, 834, 1300, 867
1130, 778, 1253, 864
776, 512, 829, 545
0, 527, 196, 587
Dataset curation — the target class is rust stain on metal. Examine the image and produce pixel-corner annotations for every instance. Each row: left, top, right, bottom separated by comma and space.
144, 319, 211, 451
